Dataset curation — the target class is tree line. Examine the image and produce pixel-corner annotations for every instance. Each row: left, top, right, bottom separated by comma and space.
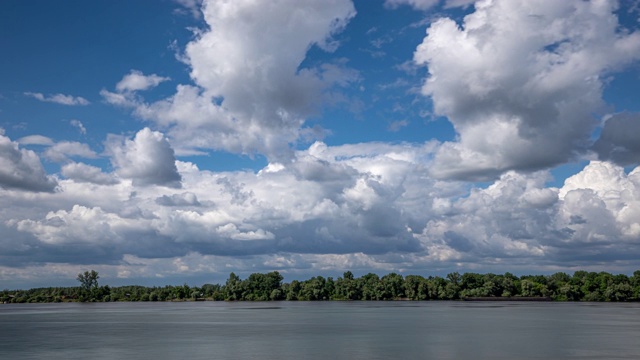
3, 270, 640, 303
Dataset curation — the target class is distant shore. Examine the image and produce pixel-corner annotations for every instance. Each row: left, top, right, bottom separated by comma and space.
463, 296, 552, 301
3, 269, 639, 303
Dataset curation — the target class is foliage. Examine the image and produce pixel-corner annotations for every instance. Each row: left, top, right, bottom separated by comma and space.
3, 270, 640, 303
76, 270, 100, 302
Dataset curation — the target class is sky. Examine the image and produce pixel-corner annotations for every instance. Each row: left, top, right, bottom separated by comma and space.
1, 0, 640, 288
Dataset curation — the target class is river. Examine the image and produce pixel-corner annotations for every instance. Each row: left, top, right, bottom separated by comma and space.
2, 301, 639, 359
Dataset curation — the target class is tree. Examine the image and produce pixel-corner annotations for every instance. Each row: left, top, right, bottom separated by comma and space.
334, 272, 360, 300
360, 273, 382, 300
224, 272, 243, 300
380, 273, 405, 300
77, 270, 99, 291
300, 276, 328, 300
403, 275, 423, 300
76, 270, 100, 301
286, 280, 302, 300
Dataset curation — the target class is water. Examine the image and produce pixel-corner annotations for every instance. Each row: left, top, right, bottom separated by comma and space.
1, 301, 639, 359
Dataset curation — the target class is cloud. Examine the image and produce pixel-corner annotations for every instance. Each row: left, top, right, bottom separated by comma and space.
388, 119, 409, 132
174, 0, 203, 19
115, 70, 170, 93
106, 128, 182, 188
593, 112, 640, 166
156, 192, 200, 206
106, 0, 358, 161
384, 0, 439, 10
24, 92, 89, 106
384, 0, 474, 10
3, 134, 640, 279
70, 119, 86, 135
443, 0, 475, 8
43, 141, 98, 163
17, 135, 54, 146
15, 205, 122, 245
100, 89, 133, 107
0, 132, 57, 192
414, 0, 640, 180
16, 136, 98, 163
557, 161, 640, 244
4, 141, 442, 268
61, 162, 119, 185
417, 161, 640, 268
149, 141, 443, 256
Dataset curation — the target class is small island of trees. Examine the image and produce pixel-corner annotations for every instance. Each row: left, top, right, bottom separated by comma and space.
2, 270, 640, 303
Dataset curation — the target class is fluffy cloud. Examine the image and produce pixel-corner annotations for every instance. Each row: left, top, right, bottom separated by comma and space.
155, 192, 200, 206
15, 205, 124, 245
3, 134, 640, 281
6, 141, 443, 266
419, 170, 555, 264
70, 119, 87, 135
106, 0, 358, 161
43, 141, 98, 163
385, 0, 475, 10
593, 112, 640, 166
418, 161, 640, 268
0, 131, 57, 192
24, 92, 90, 106
101, 70, 171, 110
106, 128, 182, 188
16, 136, 98, 163
61, 162, 119, 185
414, 0, 640, 180
115, 70, 170, 93
384, 0, 439, 10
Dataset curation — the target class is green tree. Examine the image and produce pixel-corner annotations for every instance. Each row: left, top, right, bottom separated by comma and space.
300, 276, 328, 300
286, 280, 302, 300
442, 272, 462, 300
360, 273, 382, 300
224, 272, 243, 300
404, 275, 425, 300
77, 270, 99, 291
380, 273, 405, 300
334, 272, 361, 300
76, 270, 99, 301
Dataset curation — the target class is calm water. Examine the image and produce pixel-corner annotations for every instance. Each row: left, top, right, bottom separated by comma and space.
1, 301, 639, 359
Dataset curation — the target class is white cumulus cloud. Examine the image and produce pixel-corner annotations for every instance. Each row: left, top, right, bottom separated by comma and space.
105, 0, 358, 161
106, 128, 182, 188
61, 162, 119, 185
115, 70, 170, 93
43, 141, 98, 163
0, 132, 57, 192
418, 160, 640, 268
414, 0, 640, 180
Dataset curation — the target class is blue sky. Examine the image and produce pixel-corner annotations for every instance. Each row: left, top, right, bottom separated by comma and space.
1, 0, 640, 288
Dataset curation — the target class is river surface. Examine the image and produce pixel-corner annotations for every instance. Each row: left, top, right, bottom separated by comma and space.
1, 301, 639, 359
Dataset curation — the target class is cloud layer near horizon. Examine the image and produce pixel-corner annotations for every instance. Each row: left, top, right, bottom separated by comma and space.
1, 0, 640, 286
2, 124, 640, 283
